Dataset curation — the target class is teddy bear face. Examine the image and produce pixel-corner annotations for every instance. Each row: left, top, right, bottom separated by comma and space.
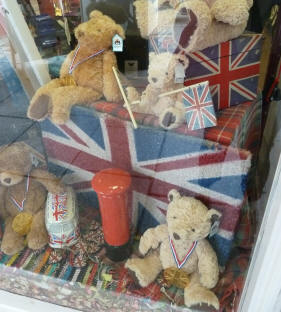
74, 10, 125, 51
166, 189, 221, 242
0, 143, 33, 186
148, 52, 181, 89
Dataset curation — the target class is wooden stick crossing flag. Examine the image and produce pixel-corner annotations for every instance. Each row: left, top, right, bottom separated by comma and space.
183, 81, 217, 131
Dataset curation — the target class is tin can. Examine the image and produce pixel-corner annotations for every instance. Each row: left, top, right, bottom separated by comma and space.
45, 186, 79, 248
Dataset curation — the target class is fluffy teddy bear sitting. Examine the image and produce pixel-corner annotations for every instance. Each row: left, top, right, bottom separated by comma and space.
0, 142, 64, 255
127, 52, 189, 129
134, 0, 253, 53
125, 189, 221, 310
28, 10, 125, 125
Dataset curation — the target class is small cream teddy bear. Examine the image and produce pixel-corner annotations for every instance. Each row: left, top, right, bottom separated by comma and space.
126, 189, 221, 310
127, 52, 189, 129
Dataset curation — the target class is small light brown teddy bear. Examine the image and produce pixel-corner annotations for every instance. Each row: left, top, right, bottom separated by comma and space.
134, 0, 253, 53
28, 10, 125, 125
127, 52, 189, 129
0, 142, 64, 255
125, 189, 221, 310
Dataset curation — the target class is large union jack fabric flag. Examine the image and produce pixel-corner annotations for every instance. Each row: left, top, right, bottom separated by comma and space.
41, 106, 251, 266
183, 81, 217, 130
149, 33, 262, 111
184, 34, 262, 111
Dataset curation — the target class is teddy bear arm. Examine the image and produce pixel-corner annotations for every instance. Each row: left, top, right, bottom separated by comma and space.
30, 169, 65, 194
0, 187, 8, 219
196, 240, 219, 289
140, 84, 159, 108
59, 51, 74, 77
139, 224, 167, 255
102, 51, 122, 102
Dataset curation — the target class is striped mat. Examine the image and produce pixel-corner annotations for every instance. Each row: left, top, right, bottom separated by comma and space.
0, 202, 253, 311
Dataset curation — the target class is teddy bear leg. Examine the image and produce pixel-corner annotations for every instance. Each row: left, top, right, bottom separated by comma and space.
28, 78, 67, 121
50, 86, 102, 124
125, 251, 163, 288
1, 217, 25, 255
27, 209, 48, 250
134, 0, 158, 38
184, 272, 219, 310
211, 0, 250, 26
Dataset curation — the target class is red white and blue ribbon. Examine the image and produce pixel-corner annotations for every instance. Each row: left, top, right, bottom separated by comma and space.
69, 45, 105, 74
10, 174, 30, 212
169, 237, 197, 269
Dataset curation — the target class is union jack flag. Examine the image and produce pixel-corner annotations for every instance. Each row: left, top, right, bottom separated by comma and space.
183, 81, 217, 130
52, 194, 67, 221
41, 106, 251, 265
184, 34, 262, 110
149, 33, 262, 111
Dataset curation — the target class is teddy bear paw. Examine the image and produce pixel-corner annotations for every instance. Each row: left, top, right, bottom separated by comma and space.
184, 286, 219, 310
1, 236, 25, 256
211, 0, 249, 26
28, 94, 50, 121
125, 258, 153, 288
27, 231, 48, 250
51, 112, 70, 125
159, 108, 184, 129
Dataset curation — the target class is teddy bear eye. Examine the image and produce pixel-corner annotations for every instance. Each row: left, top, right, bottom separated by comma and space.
165, 72, 168, 76
191, 228, 195, 232
173, 216, 177, 219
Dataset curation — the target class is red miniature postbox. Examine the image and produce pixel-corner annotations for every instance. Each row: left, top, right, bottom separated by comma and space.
91, 168, 132, 261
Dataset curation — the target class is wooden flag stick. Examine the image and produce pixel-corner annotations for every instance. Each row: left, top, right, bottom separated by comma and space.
159, 81, 206, 98
131, 81, 207, 105
112, 66, 138, 129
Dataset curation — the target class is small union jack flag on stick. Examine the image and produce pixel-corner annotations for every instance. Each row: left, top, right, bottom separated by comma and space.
183, 81, 217, 130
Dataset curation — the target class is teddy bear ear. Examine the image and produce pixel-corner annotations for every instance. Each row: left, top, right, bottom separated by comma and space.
115, 25, 125, 39
89, 10, 103, 19
168, 189, 181, 202
174, 53, 189, 70
206, 209, 222, 224
246, 0, 253, 8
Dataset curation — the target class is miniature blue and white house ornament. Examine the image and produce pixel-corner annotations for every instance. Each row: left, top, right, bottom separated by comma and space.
112, 34, 123, 52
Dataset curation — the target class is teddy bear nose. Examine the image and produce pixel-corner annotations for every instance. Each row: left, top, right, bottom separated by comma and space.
173, 232, 180, 240
152, 77, 158, 83
4, 178, 11, 184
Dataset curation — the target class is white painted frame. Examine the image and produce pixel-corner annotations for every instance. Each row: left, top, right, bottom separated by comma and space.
239, 152, 281, 312
0, 0, 50, 91
0, 290, 78, 312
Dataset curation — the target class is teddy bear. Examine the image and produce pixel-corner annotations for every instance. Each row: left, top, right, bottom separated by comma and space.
0, 142, 64, 255
27, 10, 125, 125
134, 0, 253, 53
125, 189, 221, 310
127, 52, 189, 129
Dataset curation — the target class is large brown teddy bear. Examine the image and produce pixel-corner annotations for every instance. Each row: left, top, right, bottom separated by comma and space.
134, 0, 253, 53
28, 10, 125, 125
0, 143, 64, 255
126, 189, 221, 310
